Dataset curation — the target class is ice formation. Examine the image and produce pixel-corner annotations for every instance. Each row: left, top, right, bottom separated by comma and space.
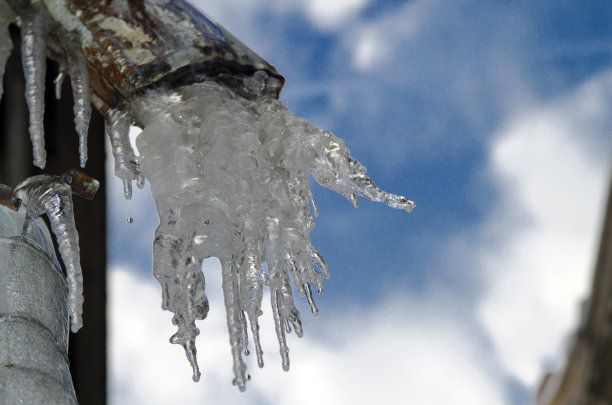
0, 0, 414, 390
10, 172, 99, 332
0, 0, 13, 102
63, 39, 91, 168
0, 1, 91, 169
106, 107, 145, 199
125, 78, 414, 389
21, 8, 51, 169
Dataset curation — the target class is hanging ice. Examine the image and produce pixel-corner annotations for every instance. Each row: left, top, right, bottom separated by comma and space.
62, 39, 92, 168
0, 1, 92, 169
0, 0, 414, 390
106, 108, 144, 199
0, 0, 13, 102
122, 77, 414, 390
21, 7, 52, 169
10, 171, 100, 332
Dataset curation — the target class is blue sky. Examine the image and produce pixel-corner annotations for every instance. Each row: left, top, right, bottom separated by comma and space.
107, 1, 612, 404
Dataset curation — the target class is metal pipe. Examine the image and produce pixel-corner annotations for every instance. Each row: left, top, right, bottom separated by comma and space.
5, 0, 284, 116
0, 200, 78, 404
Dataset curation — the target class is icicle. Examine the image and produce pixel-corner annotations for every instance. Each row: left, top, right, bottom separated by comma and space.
128, 77, 413, 390
0, 0, 14, 103
54, 71, 65, 100
21, 8, 52, 169
265, 217, 302, 372
106, 108, 144, 199
64, 41, 91, 168
221, 260, 249, 391
168, 249, 207, 382
11, 172, 99, 332
239, 233, 265, 367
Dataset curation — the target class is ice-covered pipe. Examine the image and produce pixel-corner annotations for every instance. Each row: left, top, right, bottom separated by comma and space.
0, 193, 78, 404
0, 0, 415, 391
3, 0, 282, 168
4, 0, 283, 112
9, 170, 100, 332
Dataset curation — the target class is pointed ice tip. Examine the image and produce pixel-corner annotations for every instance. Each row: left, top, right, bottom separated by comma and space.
403, 200, 416, 213
122, 179, 133, 200
233, 377, 247, 391
70, 320, 83, 333
33, 156, 46, 169
79, 156, 87, 168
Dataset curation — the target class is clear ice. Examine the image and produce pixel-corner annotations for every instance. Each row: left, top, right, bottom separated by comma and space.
0, 0, 414, 388
11, 175, 86, 332
63, 39, 91, 168
0, 1, 92, 169
106, 108, 145, 200
0, 0, 13, 102
21, 8, 52, 169
125, 78, 414, 389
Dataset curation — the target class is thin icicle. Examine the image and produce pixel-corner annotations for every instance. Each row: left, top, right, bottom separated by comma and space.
11, 174, 91, 332
64, 41, 91, 167
21, 8, 51, 169
221, 260, 249, 391
0, 0, 14, 102
106, 108, 144, 199
239, 235, 265, 367
54, 71, 65, 100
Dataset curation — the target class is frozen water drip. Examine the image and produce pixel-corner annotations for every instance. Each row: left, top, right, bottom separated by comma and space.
0, 0, 414, 390
125, 77, 415, 389
9, 171, 100, 332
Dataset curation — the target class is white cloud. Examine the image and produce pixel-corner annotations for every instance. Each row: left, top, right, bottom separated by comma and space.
346, 1, 430, 71
109, 263, 507, 404
304, 0, 370, 31
476, 71, 612, 386
191, 0, 370, 35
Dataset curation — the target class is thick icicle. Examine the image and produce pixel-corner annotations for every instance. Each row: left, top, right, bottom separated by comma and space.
128, 76, 413, 389
64, 41, 91, 168
21, 8, 52, 169
105, 108, 144, 199
11, 174, 94, 332
0, 0, 14, 102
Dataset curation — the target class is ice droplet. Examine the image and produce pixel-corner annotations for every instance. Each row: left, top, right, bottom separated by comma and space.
122, 77, 413, 389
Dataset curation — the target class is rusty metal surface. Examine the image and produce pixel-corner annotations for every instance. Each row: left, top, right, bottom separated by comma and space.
59, 0, 283, 110
5, 0, 284, 114
1, 170, 99, 211
63, 169, 100, 200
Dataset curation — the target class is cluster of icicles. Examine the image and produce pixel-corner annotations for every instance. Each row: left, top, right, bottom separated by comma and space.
0, 2, 414, 390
